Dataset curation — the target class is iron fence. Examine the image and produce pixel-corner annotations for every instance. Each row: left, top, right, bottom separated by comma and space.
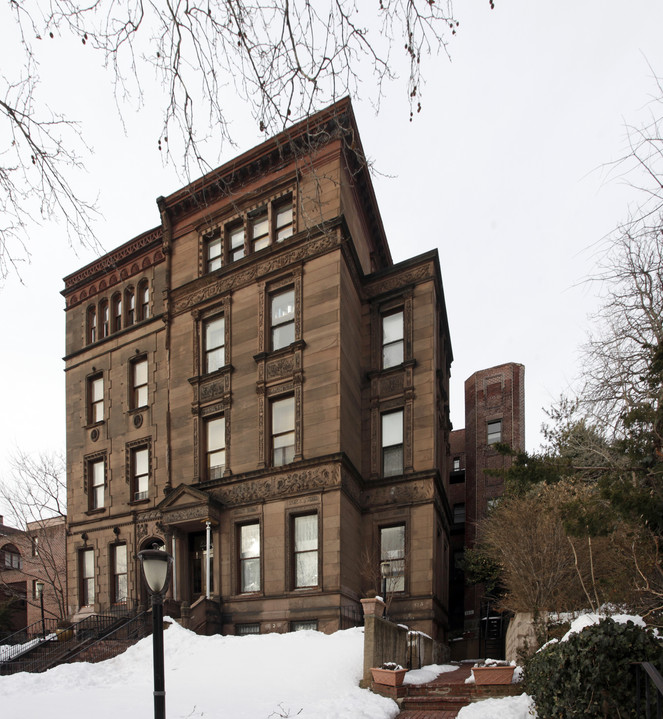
634, 662, 663, 719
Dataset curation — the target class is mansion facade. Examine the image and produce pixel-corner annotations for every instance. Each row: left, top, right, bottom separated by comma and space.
62, 99, 454, 639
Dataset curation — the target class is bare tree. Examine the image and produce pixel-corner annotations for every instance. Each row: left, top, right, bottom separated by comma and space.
0, 451, 67, 620
2, 0, 459, 278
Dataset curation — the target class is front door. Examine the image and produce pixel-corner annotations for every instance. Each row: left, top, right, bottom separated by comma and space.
189, 531, 213, 598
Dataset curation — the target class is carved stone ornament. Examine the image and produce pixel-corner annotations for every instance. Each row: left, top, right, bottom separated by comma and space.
364, 264, 433, 299
217, 465, 339, 506
133, 414, 144, 428
90, 428, 100, 442
361, 479, 434, 508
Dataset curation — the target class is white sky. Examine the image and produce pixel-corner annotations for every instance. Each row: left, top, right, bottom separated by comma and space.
2, 1, 663, 517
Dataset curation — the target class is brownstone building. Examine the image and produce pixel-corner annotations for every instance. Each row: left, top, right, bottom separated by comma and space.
0, 515, 67, 632
447, 362, 525, 657
62, 99, 454, 640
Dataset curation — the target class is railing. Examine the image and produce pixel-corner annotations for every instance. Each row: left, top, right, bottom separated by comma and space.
634, 662, 663, 719
0, 613, 128, 675
340, 604, 364, 630
65, 611, 152, 665
0, 618, 60, 662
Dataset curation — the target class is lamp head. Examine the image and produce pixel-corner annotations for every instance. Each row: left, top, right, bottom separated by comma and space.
138, 546, 173, 595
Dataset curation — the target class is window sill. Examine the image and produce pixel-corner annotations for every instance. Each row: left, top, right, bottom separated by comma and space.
128, 406, 148, 414
85, 508, 106, 516
84, 421, 105, 430
253, 339, 306, 363
128, 498, 150, 506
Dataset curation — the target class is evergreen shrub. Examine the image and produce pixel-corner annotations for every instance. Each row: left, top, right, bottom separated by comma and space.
524, 618, 663, 718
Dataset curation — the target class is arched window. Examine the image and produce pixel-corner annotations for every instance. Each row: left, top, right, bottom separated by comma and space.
2, 543, 21, 569
125, 287, 135, 327
112, 293, 122, 333
99, 299, 109, 339
87, 305, 97, 344
138, 280, 150, 321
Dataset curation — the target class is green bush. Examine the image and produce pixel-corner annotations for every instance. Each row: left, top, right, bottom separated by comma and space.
524, 618, 663, 718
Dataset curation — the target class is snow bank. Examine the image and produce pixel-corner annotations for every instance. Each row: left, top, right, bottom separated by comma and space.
403, 663, 457, 685
0, 624, 399, 719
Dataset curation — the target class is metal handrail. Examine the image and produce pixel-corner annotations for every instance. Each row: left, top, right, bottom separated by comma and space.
0, 613, 128, 675
634, 662, 663, 719
63, 610, 152, 665
0, 618, 60, 662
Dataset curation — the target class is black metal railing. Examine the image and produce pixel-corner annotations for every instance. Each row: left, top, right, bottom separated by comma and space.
340, 604, 363, 630
0, 617, 60, 662
0, 613, 128, 675
64, 611, 152, 665
634, 662, 663, 719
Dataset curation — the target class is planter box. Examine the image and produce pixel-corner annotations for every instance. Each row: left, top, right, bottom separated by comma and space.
371, 667, 407, 686
472, 665, 515, 685
360, 597, 386, 617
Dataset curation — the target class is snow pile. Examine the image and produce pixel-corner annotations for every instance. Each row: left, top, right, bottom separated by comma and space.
457, 693, 535, 719
560, 613, 646, 642
0, 623, 398, 719
403, 663, 456, 685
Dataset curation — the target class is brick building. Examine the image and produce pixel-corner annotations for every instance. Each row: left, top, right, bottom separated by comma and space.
0, 515, 67, 632
62, 99, 454, 640
447, 362, 525, 657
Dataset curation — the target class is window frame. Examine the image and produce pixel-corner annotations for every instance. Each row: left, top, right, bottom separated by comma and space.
111, 293, 122, 333
203, 315, 226, 374
99, 299, 110, 339
124, 287, 135, 327
381, 409, 404, 477
87, 372, 104, 425
204, 415, 226, 481
487, 418, 503, 445
236, 623, 260, 635
381, 309, 404, 369
87, 456, 106, 511
130, 445, 150, 502
292, 513, 319, 590
79, 547, 95, 607
204, 227, 223, 273
271, 395, 295, 467
130, 356, 149, 410
238, 521, 261, 594
87, 305, 97, 344
138, 280, 150, 321
380, 524, 406, 594
2, 543, 21, 570
111, 543, 128, 604
269, 287, 296, 352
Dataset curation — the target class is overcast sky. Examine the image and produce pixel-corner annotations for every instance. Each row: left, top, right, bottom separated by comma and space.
1, 1, 662, 520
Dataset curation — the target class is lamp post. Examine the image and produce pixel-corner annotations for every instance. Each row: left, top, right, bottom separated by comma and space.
35, 580, 45, 638
138, 547, 173, 719
380, 561, 389, 603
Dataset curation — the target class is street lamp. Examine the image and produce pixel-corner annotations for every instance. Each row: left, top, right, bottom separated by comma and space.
138, 546, 173, 719
380, 560, 389, 603
35, 580, 45, 638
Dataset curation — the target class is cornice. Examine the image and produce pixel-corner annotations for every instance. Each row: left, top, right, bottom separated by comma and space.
62, 226, 165, 307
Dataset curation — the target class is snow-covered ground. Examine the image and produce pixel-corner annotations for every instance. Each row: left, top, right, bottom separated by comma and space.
0, 622, 532, 719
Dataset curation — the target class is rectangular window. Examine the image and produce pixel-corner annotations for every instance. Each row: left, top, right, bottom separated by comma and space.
487, 419, 502, 445
382, 410, 404, 477
125, 289, 135, 326
112, 544, 128, 603
32, 579, 39, 600
88, 306, 97, 344
132, 358, 148, 409
270, 288, 295, 351
139, 282, 150, 321
89, 458, 105, 510
250, 210, 270, 252
272, 396, 295, 466
293, 514, 318, 588
205, 416, 226, 480
206, 229, 222, 273
239, 523, 260, 593
88, 374, 104, 424
382, 310, 404, 368
380, 525, 405, 593
453, 457, 460, 472
204, 316, 225, 373
291, 620, 317, 632
453, 503, 466, 524
274, 200, 293, 242
236, 623, 260, 635
32, 537, 39, 557
132, 447, 149, 501
80, 548, 95, 606
229, 225, 245, 263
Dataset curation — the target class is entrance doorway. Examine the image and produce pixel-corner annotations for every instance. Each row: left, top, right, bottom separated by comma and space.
189, 531, 213, 598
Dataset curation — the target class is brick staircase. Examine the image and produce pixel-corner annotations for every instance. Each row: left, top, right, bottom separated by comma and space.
371, 665, 524, 719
